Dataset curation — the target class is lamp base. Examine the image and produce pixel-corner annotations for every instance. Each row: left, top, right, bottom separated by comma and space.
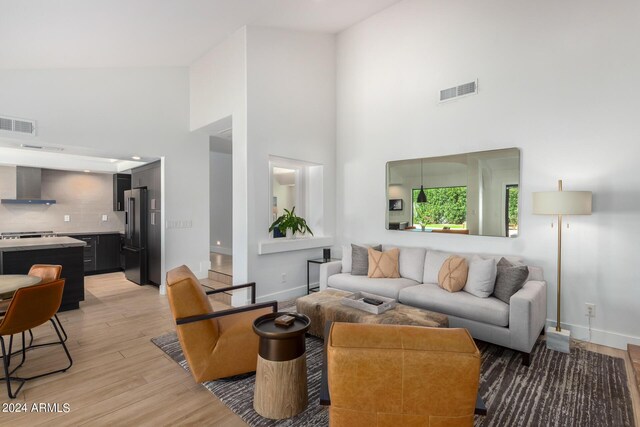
546, 327, 571, 353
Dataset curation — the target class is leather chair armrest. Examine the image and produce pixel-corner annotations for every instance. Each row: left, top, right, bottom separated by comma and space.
176, 300, 278, 326
206, 282, 256, 304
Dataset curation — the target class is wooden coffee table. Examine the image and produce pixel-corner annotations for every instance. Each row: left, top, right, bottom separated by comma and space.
296, 289, 448, 338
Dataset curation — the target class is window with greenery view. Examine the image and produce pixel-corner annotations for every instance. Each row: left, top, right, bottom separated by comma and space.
412, 187, 467, 229
506, 185, 519, 236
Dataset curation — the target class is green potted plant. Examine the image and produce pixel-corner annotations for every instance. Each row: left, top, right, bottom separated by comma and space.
269, 206, 313, 238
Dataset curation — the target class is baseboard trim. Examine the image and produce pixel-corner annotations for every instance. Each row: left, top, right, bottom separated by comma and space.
210, 246, 232, 255
547, 319, 640, 350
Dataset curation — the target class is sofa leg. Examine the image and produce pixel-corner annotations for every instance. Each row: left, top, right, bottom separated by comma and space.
521, 352, 531, 366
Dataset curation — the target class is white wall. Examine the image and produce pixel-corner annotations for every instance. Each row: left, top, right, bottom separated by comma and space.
210, 151, 233, 255
190, 26, 336, 301
191, 27, 249, 283
246, 27, 336, 301
336, 0, 640, 348
0, 67, 211, 282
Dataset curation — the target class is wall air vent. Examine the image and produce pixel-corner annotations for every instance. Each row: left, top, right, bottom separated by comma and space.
0, 115, 37, 136
439, 80, 478, 102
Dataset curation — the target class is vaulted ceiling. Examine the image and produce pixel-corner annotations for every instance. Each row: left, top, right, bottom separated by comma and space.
0, 0, 400, 69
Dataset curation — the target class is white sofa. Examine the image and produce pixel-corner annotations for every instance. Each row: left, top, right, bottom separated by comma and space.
319, 245, 547, 365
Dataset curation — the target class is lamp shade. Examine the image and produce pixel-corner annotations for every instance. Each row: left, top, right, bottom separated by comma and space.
533, 191, 592, 215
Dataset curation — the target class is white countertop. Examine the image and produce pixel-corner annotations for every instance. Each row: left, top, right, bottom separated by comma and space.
0, 236, 86, 251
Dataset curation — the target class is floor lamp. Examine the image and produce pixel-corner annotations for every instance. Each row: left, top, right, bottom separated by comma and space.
533, 180, 592, 353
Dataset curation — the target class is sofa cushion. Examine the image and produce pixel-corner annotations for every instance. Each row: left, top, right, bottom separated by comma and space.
327, 273, 419, 300
351, 244, 382, 275
399, 283, 510, 327
493, 258, 529, 304
368, 248, 400, 278
341, 245, 352, 273
383, 246, 427, 282
423, 250, 454, 284
438, 256, 468, 292
463, 256, 497, 298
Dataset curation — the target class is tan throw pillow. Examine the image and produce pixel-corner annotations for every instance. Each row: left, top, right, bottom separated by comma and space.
367, 248, 400, 278
438, 256, 469, 292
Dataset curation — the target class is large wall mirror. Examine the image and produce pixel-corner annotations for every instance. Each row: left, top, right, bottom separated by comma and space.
386, 148, 520, 237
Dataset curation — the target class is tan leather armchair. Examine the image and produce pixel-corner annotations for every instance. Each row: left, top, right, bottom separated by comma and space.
166, 265, 277, 382
327, 323, 481, 427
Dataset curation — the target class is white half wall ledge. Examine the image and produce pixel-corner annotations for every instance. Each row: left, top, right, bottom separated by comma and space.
258, 236, 334, 255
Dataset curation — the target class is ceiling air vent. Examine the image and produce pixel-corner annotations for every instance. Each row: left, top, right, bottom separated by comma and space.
0, 115, 37, 136
440, 80, 478, 102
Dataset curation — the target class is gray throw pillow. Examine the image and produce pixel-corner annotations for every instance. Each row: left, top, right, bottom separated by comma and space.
493, 257, 529, 304
351, 244, 381, 275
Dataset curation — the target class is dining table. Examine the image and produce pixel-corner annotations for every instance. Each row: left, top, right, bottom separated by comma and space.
0, 275, 42, 300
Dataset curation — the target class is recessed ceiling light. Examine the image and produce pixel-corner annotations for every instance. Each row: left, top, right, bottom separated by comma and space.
83, 170, 91, 173
132, 156, 141, 160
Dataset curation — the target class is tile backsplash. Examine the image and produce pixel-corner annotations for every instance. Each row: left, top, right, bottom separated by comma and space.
0, 166, 124, 233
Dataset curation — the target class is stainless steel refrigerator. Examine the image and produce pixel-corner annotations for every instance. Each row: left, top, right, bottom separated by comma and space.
123, 188, 148, 285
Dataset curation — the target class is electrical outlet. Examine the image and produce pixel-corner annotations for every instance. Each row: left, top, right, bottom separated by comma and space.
64, 215, 70, 222
585, 303, 596, 318
281, 273, 287, 283
101, 214, 108, 222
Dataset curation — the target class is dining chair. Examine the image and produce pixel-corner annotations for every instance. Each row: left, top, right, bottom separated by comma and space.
0, 265, 67, 349
27, 265, 67, 345
0, 279, 73, 398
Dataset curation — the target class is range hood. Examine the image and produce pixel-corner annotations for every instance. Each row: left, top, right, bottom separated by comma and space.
0, 166, 56, 205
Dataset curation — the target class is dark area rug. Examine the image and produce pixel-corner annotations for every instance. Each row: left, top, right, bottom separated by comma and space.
152, 310, 634, 426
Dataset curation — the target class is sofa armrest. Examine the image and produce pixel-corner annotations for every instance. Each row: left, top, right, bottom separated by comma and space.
319, 261, 342, 291
509, 280, 547, 353
526, 266, 544, 282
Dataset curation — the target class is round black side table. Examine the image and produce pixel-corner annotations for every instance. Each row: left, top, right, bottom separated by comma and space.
252, 312, 310, 419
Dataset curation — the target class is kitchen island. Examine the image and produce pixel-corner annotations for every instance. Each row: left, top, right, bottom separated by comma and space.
0, 237, 86, 311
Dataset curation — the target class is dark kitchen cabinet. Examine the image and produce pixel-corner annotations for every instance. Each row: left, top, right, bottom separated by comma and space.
76, 235, 97, 272
96, 234, 121, 271
113, 173, 131, 211
0, 246, 84, 311
71, 233, 121, 275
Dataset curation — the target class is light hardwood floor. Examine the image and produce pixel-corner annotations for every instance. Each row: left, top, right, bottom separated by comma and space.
209, 253, 232, 277
0, 272, 637, 426
0, 272, 246, 427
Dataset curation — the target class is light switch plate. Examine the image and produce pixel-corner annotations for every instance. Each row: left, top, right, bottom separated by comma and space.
64, 215, 70, 222
101, 214, 108, 222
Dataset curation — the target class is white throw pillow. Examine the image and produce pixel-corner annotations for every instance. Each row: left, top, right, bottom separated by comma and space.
423, 250, 453, 284
341, 244, 352, 273
386, 246, 426, 283
464, 256, 497, 298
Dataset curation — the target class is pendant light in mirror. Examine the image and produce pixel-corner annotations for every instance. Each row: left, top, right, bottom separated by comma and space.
417, 159, 427, 203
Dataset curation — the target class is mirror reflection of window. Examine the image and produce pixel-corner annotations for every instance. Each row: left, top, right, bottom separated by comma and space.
506, 185, 519, 237
412, 187, 467, 230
